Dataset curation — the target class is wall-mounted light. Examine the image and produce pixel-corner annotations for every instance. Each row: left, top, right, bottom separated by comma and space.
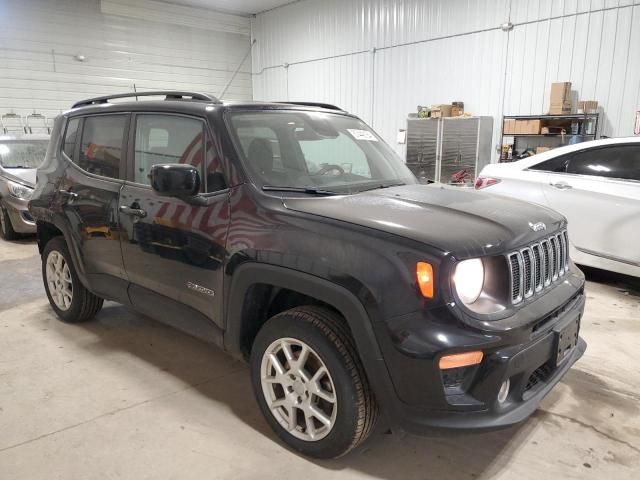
74, 54, 87, 62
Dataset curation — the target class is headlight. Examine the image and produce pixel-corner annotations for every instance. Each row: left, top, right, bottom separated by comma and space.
453, 258, 484, 304
7, 180, 34, 200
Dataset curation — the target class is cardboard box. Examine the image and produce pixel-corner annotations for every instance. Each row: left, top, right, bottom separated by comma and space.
451, 106, 464, 117
527, 119, 542, 134
578, 100, 598, 114
431, 104, 452, 118
549, 104, 571, 115
515, 120, 526, 134
550, 82, 571, 103
503, 119, 516, 134
550, 82, 572, 114
536, 146, 551, 154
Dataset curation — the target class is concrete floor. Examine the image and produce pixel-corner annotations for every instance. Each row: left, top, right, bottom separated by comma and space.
0, 238, 639, 480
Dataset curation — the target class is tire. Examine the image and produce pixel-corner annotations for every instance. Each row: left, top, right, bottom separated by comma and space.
250, 305, 377, 459
0, 206, 19, 240
42, 236, 103, 323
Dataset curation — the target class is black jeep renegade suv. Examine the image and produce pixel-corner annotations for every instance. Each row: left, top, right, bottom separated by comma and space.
29, 91, 586, 458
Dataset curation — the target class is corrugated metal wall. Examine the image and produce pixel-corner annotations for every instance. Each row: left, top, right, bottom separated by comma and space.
252, 0, 640, 161
0, 0, 252, 121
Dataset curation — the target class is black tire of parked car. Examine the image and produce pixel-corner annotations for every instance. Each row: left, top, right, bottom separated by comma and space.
250, 305, 378, 459
42, 236, 104, 323
0, 206, 19, 240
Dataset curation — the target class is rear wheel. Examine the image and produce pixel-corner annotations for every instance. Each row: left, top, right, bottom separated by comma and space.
42, 236, 104, 323
0, 206, 19, 240
250, 305, 377, 458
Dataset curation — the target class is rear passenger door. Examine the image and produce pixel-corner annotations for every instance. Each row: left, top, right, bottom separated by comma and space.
118, 113, 230, 331
58, 114, 129, 300
542, 145, 640, 264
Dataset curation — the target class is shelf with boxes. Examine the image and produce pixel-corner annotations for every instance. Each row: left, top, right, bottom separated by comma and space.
500, 81, 601, 161
500, 112, 599, 161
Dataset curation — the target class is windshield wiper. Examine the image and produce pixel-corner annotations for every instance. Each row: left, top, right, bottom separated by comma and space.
355, 181, 406, 193
262, 185, 340, 196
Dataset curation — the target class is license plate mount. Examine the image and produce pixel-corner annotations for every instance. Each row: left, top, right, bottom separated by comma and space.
555, 316, 580, 366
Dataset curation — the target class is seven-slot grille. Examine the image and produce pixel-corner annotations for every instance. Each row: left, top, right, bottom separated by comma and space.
508, 230, 569, 304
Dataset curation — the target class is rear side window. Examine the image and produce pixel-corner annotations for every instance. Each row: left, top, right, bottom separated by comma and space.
530, 155, 569, 173
63, 118, 80, 160
134, 115, 204, 186
78, 115, 127, 179
567, 146, 640, 181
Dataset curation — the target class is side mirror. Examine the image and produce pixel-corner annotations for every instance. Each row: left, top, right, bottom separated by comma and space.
150, 164, 200, 198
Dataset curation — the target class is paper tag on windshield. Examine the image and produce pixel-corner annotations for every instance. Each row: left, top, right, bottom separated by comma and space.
347, 129, 378, 141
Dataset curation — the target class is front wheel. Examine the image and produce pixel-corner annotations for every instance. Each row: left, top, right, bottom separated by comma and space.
0, 206, 19, 240
250, 306, 377, 458
42, 236, 104, 323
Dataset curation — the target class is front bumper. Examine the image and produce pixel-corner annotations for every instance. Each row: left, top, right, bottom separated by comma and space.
374, 266, 586, 434
2, 196, 36, 233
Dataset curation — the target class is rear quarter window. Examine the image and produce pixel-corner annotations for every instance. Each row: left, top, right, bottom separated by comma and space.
77, 115, 127, 179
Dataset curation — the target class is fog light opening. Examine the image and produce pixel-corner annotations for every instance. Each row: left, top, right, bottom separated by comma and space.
497, 379, 510, 404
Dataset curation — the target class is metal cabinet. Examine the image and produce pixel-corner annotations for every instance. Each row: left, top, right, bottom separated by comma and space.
406, 115, 493, 184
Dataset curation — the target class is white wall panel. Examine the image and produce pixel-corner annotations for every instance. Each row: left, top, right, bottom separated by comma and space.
0, 0, 252, 120
252, 0, 640, 161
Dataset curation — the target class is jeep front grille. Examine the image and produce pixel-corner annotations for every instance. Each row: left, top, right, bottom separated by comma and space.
508, 230, 569, 305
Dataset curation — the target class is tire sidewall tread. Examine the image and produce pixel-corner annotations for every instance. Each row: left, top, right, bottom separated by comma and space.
250, 305, 377, 459
42, 236, 103, 323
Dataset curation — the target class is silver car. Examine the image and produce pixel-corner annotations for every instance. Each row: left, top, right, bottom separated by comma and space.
0, 134, 49, 239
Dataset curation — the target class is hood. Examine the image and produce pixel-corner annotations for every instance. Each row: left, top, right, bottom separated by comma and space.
1, 167, 37, 187
282, 184, 565, 258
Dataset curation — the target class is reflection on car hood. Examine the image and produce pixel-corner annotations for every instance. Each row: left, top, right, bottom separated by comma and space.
282, 184, 565, 257
1, 167, 37, 187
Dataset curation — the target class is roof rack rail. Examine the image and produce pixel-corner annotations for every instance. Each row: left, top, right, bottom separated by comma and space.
72, 91, 221, 109
275, 101, 344, 111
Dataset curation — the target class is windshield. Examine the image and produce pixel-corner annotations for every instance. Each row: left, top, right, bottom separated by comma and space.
228, 111, 416, 193
0, 140, 48, 168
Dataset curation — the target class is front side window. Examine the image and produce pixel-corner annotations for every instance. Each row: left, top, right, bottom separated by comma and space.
78, 115, 127, 179
0, 140, 48, 169
134, 115, 205, 187
228, 111, 416, 193
567, 146, 640, 181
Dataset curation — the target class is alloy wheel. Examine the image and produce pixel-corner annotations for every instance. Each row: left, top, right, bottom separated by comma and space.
46, 251, 73, 310
260, 338, 337, 441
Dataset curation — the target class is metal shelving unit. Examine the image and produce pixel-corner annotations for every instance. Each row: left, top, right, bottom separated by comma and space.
405, 115, 493, 184
500, 113, 599, 162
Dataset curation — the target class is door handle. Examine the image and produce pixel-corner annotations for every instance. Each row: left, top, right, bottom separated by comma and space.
119, 205, 147, 218
550, 182, 573, 190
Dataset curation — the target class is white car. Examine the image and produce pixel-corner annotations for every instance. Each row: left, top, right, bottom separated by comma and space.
476, 137, 640, 278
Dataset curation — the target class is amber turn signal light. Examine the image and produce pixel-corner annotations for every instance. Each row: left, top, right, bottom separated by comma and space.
416, 262, 434, 298
439, 351, 484, 370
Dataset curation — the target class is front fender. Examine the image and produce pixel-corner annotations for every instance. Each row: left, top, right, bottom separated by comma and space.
223, 261, 398, 417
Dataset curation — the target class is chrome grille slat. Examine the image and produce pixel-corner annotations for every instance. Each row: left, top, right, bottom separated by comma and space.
532, 244, 543, 292
521, 247, 534, 298
557, 233, 565, 275
541, 240, 552, 286
549, 236, 558, 280
563, 230, 569, 270
508, 230, 569, 305
508, 252, 523, 304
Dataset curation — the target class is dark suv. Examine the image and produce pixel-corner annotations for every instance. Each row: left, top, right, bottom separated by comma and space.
29, 91, 586, 458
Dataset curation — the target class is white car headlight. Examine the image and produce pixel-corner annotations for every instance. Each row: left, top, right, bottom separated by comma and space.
7, 180, 34, 200
453, 258, 484, 304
